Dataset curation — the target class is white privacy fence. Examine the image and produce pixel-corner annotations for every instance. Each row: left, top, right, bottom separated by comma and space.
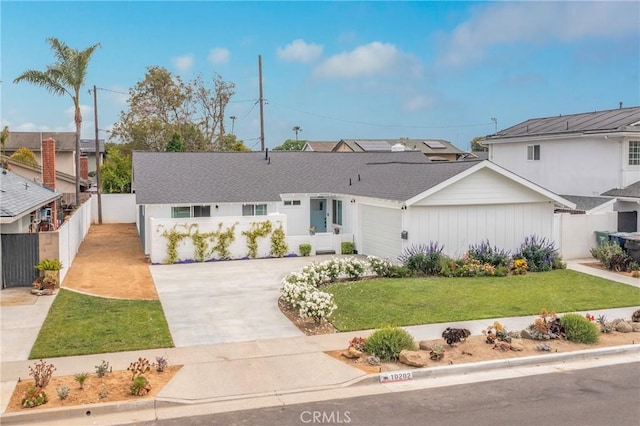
57, 198, 92, 282
553, 211, 617, 260
91, 193, 136, 223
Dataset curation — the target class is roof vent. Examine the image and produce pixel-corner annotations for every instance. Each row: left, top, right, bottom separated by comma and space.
391, 143, 405, 152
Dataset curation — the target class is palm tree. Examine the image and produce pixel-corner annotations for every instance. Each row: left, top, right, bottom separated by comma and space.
292, 125, 302, 141
14, 38, 100, 206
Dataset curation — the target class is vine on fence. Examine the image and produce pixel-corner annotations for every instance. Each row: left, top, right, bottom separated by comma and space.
270, 222, 288, 258
159, 224, 195, 264
213, 222, 237, 259
242, 221, 273, 258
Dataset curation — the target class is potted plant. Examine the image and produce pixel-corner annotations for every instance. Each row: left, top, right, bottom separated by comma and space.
35, 258, 63, 289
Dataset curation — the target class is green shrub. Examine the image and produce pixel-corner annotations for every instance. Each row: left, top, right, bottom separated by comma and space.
399, 242, 444, 276
21, 386, 48, 408
341, 242, 355, 255
438, 256, 458, 277
514, 235, 557, 272
364, 326, 416, 361
560, 314, 599, 344
467, 240, 511, 267
388, 265, 412, 278
35, 258, 63, 271
299, 243, 312, 256
130, 376, 150, 396
590, 242, 633, 272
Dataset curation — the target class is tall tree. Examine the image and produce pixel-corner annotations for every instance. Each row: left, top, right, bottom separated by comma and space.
112, 66, 235, 152
273, 139, 306, 151
14, 37, 100, 206
100, 145, 132, 193
292, 126, 302, 141
0, 126, 9, 168
218, 134, 251, 152
165, 132, 186, 152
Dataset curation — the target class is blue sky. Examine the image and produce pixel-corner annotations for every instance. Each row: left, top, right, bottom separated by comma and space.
2, 1, 639, 151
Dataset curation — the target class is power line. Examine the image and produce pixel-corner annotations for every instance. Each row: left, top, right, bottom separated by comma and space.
95, 87, 128, 95
269, 102, 492, 129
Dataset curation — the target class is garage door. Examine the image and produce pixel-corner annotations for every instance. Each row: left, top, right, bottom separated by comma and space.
361, 205, 402, 260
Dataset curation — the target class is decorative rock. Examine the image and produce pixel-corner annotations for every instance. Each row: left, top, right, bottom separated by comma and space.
418, 340, 433, 351
398, 350, 431, 367
493, 342, 511, 352
510, 339, 524, 351
614, 320, 633, 333
535, 343, 552, 351
520, 329, 532, 339
365, 355, 380, 366
631, 322, 640, 332
341, 346, 363, 359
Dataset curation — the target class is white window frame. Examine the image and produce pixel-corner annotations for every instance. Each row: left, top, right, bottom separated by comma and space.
527, 144, 540, 161
242, 203, 267, 216
629, 140, 640, 166
283, 200, 301, 206
171, 206, 191, 218
193, 205, 211, 217
332, 199, 343, 226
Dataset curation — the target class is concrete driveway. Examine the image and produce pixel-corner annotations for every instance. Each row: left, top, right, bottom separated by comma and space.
150, 256, 333, 347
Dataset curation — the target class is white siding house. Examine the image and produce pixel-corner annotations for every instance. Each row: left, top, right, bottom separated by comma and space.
132, 151, 574, 263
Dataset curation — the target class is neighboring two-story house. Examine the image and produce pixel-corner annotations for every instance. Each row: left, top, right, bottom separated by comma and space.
333, 138, 470, 161
482, 106, 640, 231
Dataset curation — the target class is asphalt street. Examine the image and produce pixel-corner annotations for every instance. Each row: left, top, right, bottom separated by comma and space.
139, 362, 640, 426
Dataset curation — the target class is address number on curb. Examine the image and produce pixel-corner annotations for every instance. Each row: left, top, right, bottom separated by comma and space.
379, 371, 413, 383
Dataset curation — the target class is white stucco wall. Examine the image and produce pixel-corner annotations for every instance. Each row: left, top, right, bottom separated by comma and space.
91, 194, 136, 223
553, 211, 617, 260
489, 136, 628, 196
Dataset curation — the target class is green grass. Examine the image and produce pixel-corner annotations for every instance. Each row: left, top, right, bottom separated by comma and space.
327, 270, 640, 332
30, 290, 174, 359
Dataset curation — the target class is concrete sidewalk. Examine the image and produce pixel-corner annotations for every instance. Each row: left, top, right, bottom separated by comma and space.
1, 260, 639, 424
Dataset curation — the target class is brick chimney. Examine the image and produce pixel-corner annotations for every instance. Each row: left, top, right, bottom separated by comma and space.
41, 137, 56, 190
79, 154, 89, 181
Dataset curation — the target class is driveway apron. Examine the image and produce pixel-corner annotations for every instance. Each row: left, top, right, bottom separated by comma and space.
150, 256, 329, 347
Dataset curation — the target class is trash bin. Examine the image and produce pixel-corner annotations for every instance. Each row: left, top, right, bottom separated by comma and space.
595, 231, 610, 246
609, 232, 627, 247
625, 238, 640, 263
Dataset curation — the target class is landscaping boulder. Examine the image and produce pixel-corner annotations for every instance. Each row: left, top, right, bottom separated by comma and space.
520, 329, 532, 339
613, 320, 633, 333
510, 339, 524, 351
631, 322, 640, 332
398, 350, 431, 367
341, 346, 363, 359
365, 355, 381, 366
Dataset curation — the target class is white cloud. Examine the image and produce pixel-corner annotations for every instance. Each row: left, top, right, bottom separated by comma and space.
314, 42, 421, 78
208, 47, 230, 64
438, 2, 639, 68
171, 54, 194, 72
277, 39, 323, 63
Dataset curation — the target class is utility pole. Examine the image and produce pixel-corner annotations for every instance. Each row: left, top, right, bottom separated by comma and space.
93, 85, 103, 224
258, 55, 265, 152
230, 116, 236, 135
491, 117, 497, 134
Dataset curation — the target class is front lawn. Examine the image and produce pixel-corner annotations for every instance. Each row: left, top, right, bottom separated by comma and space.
327, 270, 640, 332
30, 290, 174, 359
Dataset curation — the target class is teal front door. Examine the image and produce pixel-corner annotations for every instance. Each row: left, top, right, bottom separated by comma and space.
310, 198, 327, 232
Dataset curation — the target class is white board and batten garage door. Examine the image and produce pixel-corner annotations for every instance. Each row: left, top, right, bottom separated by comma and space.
361, 205, 402, 261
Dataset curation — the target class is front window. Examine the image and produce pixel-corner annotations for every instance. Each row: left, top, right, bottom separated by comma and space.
332, 200, 342, 225
171, 206, 190, 218
630, 141, 640, 165
193, 205, 211, 217
242, 204, 267, 216
527, 144, 540, 161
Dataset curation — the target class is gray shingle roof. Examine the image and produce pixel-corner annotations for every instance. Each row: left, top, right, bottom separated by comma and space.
302, 141, 338, 152
487, 106, 640, 139
133, 151, 481, 205
80, 139, 106, 154
601, 181, 640, 198
5, 132, 76, 152
560, 195, 615, 211
0, 169, 61, 219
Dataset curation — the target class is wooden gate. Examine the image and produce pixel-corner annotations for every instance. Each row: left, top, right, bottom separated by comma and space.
1, 233, 39, 288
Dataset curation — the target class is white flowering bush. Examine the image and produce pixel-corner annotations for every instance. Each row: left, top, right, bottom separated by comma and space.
368, 256, 394, 277
298, 290, 337, 321
280, 256, 395, 322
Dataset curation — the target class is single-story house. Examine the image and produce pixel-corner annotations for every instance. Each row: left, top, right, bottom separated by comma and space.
0, 168, 62, 233
133, 151, 575, 263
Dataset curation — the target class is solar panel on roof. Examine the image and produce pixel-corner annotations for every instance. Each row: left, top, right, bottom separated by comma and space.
356, 140, 392, 151
425, 140, 446, 149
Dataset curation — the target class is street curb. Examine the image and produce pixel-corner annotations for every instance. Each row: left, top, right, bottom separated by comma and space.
2, 344, 638, 425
